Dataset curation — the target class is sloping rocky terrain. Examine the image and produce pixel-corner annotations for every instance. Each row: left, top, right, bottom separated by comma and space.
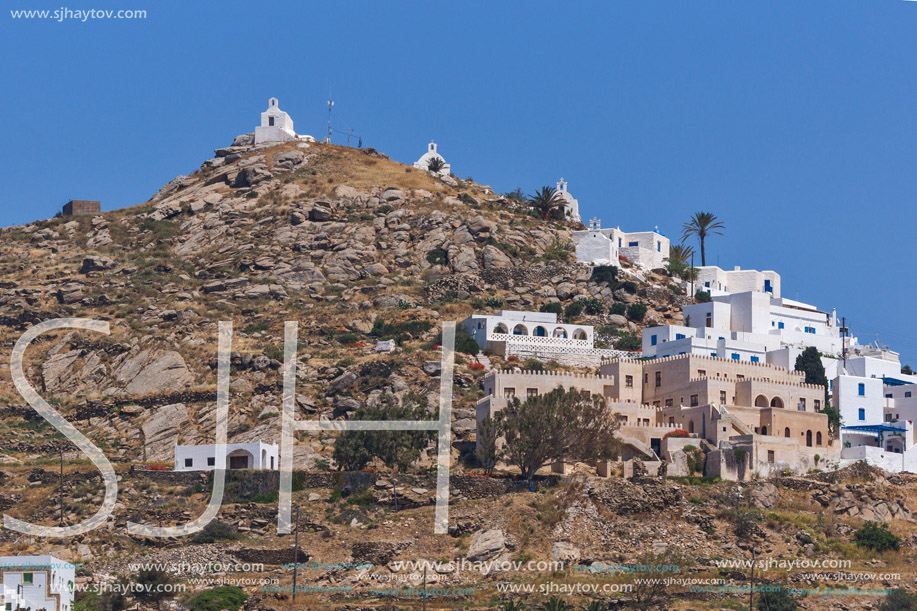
0, 140, 913, 610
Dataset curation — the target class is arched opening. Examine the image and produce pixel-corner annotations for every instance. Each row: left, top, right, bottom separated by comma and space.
261, 449, 267, 469
227, 449, 253, 470
805, 430, 813, 447
688, 421, 694, 434
494, 323, 508, 335
761, 426, 768, 436
770, 397, 784, 408
572, 328, 587, 340
784, 427, 791, 438
512, 324, 528, 336
754, 395, 768, 407
552, 327, 567, 338
534, 326, 547, 337
816, 432, 823, 446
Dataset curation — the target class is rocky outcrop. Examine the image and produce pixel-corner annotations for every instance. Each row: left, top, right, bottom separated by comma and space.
141, 402, 189, 461
115, 349, 194, 395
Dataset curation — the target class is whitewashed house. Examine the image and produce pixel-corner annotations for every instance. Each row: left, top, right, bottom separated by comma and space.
413, 141, 451, 176
174, 442, 279, 472
460, 310, 636, 366
0, 556, 74, 611
695, 266, 781, 298
572, 222, 670, 269
254, 98, 315, 145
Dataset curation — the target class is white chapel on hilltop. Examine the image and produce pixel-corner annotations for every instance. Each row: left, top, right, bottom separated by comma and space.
413, 140, 451, 176
555, 178, 581, 223
254, 97, 315, 145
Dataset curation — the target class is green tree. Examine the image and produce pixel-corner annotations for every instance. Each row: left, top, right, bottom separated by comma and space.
333, 393, 434, 472
505, 187, 526, 202
426, 157, 446, 173
495, 387, 619, 480
794, 346, 837, 433
615, 331, 642, 351
540, 302, 563, 315
681, 212, 725, 266
879, 588, 917, 611
590, 265, 618, 286
665, 243, 695, 280
475, 416, 498, 475
756, 588, 797, 611
133, 569, 173, 611
528, 186, 563, 220
694, 290, 712, 303
903, 365, 914, 376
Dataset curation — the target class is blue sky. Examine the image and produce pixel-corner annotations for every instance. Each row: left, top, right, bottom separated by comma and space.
2, 1, 916, 365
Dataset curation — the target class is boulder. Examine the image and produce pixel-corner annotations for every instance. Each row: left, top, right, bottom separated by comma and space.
482, 245, 513, 270
231, 133, 255, 147
273, 150, 306, 169
115, 350, 194, 395
422, 361, 442, 376
233, 165, 272, 188
79, 255, 116, 274
381, 188, 405, 202
309, 204, 333, 222
550, 542, 581, 565
141, 403, 189, 461
334, 185, 359, 199
466, 529, 507, 562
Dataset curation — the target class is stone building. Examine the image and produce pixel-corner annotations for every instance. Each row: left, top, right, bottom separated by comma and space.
61, 200, 100, 216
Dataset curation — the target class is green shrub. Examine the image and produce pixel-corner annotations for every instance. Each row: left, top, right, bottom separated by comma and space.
188, 586, 248, 611
564, 301, 584, 320
426, 248, 448, 265
590, 265, 618, 286
432, 325, 479, 355
372, 318, 433, 343
540, 302, 563, 315
855, 521, 900, 551
879, 588, 917, 611
377, 204, 395, 214
620, 281, 638, 294
694, 290, 713, 303
615, 331, 642, 351
626, 303, 648, 322
578, 297, 604, 315
756, 587, 797, 611
609, 302, 627, 316
484, 297, 504, 308
190, 520, 240, 544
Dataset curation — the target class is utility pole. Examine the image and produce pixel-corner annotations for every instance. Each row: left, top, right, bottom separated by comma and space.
748, 546, 756, 611
690, 254, 695, 302
59, 446, 64, 527
292, 503, 300, 602
840, 316, 849, 370
422, 565, 427, 611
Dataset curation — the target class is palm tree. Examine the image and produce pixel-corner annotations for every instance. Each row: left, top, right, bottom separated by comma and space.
538, 597, 573, 611
581, 601, 607, 611
681, 211, 725, 266
427, 157, 446, 173
666, 243, 694, 265
529, 186, 563, 220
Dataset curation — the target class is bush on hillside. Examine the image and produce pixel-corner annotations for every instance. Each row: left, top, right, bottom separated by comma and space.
626, 303, 647, 322
855, 521, 900, 551
188, 586, 248, 611
540, 302, 563, 315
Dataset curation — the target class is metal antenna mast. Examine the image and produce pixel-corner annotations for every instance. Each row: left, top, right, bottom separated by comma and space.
325, 95, 334, 144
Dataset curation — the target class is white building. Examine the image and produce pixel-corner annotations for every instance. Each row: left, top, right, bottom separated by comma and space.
460, 310, 636, 366
174, 442, 279, 472
695, 266, 780, 298
412, 141, 451, 176
572, 221, 670, 269
643, 291, 851, 362
254, 98, 315, 145
554, 178, 581, 223
0, 556, 74, 611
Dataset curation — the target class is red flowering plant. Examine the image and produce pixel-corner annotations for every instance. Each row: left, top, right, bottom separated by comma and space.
664, 429, 690, 439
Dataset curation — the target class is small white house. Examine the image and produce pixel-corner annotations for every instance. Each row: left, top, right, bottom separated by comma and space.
0, 555, 75, 611
174, 442, 279, 472
572, 223, 669, 269
413, 141, 451, 176
254, 98, 315, 145
695, 266, 781, 298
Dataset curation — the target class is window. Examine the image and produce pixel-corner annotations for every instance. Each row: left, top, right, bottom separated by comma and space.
207, 457, 215, 466
628, 241, 638, 247
698, 369, 706, 377
618, 238, 622, 247
655, 371, 661, 388
269, 116, 275, 126
24, 573, 33, 584
731, 353, 740, 360
858, 408, 865, 421
657, 241, 661, 252
737, 374, 745, 381
665, 398, 673, 407
907, 391, 913, 398
644, 373, 648, 384
676, 333, 685, 340
651, 335, 657, 346
720, 390, 727, 404
750, 356, 759, 363
625, 375, 633, 388
777, 322, 785, 329
767, 450, 775, 463
527, 388, 538, 397
690, 394, 699, 407
886, 393, 893, 398
858, 383, 865, 396
710, 352, 717, 357
6, 602, 12, 611
798, 398, 806, 411
764, 279, 772, 293
184, 458, 193, 468
504, 388, 515, 398
814, 399, 821, 410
